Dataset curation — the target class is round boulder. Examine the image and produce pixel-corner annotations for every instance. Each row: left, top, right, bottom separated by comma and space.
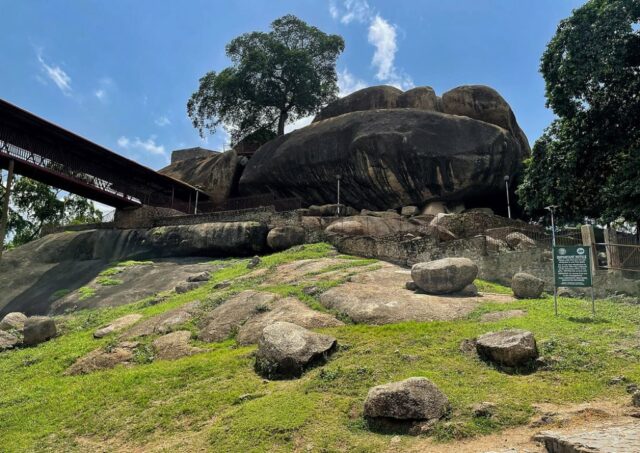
254, 321, 337, 380
475, 329, 538, 367
23, 316, 57, 346
511, 272, 544, 299
313, 85, 403, 122
411, 258, 478, 294
267, 226, 306, 251
363, 377, 449, 421
0, 330, 20, 350
396, 86, 441, 111
505, 232, 536, 249
0, 312, 28, 332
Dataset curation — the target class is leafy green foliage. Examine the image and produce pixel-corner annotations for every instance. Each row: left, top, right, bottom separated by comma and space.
0, 176, 102, 248
187, 14, 345, 141
518, 0, 640, 224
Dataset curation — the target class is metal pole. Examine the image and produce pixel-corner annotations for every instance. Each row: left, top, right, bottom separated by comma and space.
504, 175, 511, 219
546, 205, 558, 316
0, 159, 16, 260
336, 175, 341, 216
591, 286, 595, 316
194, 190, 199, 215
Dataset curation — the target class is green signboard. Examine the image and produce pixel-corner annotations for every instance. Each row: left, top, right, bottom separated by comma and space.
553, 245, 592, 287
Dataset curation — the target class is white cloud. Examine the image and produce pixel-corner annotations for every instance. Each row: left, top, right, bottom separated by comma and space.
94, 77, 114, 103
368, 15, 397, 81
155, 116, 171, 127
329, 0, 372, 24
284, 116, 314, 133
337, 68, 367, 97
95, 89, 106, 101
329, 0, 339, 19
37, 53, 72, 95
117, 135, 165, 156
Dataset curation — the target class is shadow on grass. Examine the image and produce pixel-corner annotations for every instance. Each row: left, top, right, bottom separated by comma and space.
567, 316, 609, 324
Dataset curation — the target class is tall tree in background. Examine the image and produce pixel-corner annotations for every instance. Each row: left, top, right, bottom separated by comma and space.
187, 15, 345, 143
518, 0, 640, 225
0, 176, 102, 248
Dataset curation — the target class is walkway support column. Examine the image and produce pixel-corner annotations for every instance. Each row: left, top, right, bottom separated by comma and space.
0, 159, 16, 259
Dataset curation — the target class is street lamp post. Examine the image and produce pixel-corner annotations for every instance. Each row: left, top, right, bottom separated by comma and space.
336, 175, 342, 216
545, 205, 558, 315
504, 175, 511, 219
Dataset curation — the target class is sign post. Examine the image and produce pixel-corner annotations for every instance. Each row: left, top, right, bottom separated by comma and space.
553, 245, 595, 315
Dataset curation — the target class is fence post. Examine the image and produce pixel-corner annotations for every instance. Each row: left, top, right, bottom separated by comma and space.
604, 226, 621, 270
581, 224, 598, 272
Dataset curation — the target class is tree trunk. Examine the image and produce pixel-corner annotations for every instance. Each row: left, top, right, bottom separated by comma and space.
277, 110, 288, 136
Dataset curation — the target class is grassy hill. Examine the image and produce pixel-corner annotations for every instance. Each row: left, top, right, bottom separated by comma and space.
1, 243, 639, 452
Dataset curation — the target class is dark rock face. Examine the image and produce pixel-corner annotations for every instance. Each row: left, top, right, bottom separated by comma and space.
240, 109, 526, 211
160, 149, 242, 206
313, 85, 403, 122
411, 258, 478, 294
23, 316, 57, 346
363, 377, 449, 421
476, 329, 538, 367
397, 87, 441, 111
254, 321, 337, 379
511, 272, 545, 299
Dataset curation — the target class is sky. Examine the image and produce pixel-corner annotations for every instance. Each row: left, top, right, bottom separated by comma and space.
1, 0, 588, 172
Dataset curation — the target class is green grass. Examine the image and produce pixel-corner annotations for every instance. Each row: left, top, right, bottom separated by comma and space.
475, 279, 513, 295
51, 289, 71, 300
96, 276, 124, 286
77, 286, 96, 301
1, 243, 640, 452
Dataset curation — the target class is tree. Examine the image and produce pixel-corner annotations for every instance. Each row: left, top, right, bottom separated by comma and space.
517, 0, 640, 225
187, 15, 345, 142
0, 176, 102, 248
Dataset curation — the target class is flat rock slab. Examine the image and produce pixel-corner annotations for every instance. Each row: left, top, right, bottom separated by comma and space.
65, 342, 138, 375
535, 423, 640, 452
94, 314, 143, 338
320, 262, 513, 325
152, 330, 203, 360
121, 302, 199, 339
480, 310, 527, 323
259, 258, 374, 287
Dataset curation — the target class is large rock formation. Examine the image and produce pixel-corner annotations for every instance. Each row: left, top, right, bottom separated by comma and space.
313, 85, 403, 122
240, 105, 528, 212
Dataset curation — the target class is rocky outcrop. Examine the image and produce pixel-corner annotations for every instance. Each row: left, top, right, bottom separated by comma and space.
23, 316, 57, 346
122, 302, 200, 339
511, 272, 544, 299
65, 342, 138, 375
160, 149, 242, 207
254, 321, 337, 379
475, 329, 538, 367
411, 258, 478, 294
313, 85, 403, 122
240, 109, 526, 211
267, 226, 306, 251
152, 331, 203, 360
397, 87, 441, 111
363, 377, 449, 430
94, 314, 143, 339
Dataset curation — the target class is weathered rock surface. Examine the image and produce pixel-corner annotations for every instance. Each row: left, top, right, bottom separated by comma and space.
0, 330, 20, 350
326, 215, 422, 238
476, 329, 538, 367
363, 377, 449, 421
175, 281, 205, 294
121, 302, 200, 339
267, 226, 306, 251
308, 204, 358, 217
511, 272, 544, 299
411, 258, 478, 294
313, 85, 403, 122
397, 87, 441, 111
240, 108, 528, 211
254, 321, 337, 379
534, 423, 640, 453
23, 316, 57, 346
159, 149, 242, 207
187, 271, 211, 282
65, 342, 138, 375
152, 331, 203, 360
505, 232, 537, 249
479, 310, 527, 323
0, 312, 27, 332
94, 314, 143, 339
199, 291, 342, 344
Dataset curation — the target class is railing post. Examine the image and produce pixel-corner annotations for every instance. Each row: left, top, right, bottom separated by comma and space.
604, 225, 621, 270
0, 159, 16, 259
581, 224, 598, 272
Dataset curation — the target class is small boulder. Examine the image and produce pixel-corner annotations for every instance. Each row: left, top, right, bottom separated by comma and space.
23, 316, 57, 346
422, 201, 447, 215
458, 283, 478, 297
632, 391, 640, 407
0, 312, 27, 332
254, 321, 337, 379
505, 232, 536, 249
472, 401, 497, 418
401, 206, 419, 217
65, 342, 138, 375
267, 226, 306, 251
411, 258, 478, 294
405, 281, 418, 291
0, 330, 20, 350
175, 281, 205, 294
94, 314, 143, 339
187, 271, 211, 282
476, 329, 538, 367
247, 255, 261, 269
511, 273, 544, 299
363, 377, 449, 421
152, 331, 203, 360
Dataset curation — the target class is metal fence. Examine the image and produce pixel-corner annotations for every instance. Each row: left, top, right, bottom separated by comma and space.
198, 194, 302, 213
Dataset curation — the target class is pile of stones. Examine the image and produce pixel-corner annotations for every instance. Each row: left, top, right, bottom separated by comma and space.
0, 312, 57, 350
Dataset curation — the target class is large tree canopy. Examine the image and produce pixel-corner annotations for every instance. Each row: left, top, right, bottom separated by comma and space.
187, 14, 345, 143
0, 176, 102, 249
518, 0, 640, 224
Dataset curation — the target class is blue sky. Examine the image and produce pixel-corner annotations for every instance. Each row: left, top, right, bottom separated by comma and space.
1, 0, 586, 171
